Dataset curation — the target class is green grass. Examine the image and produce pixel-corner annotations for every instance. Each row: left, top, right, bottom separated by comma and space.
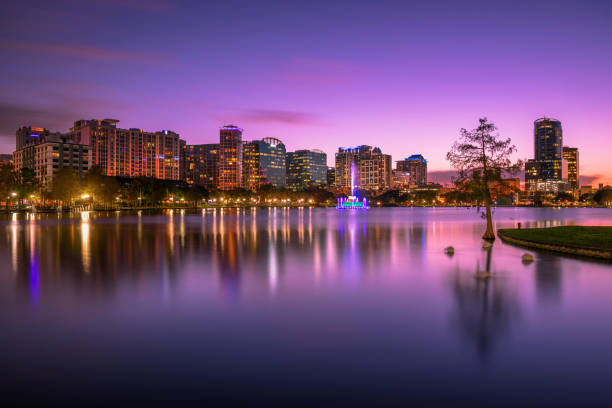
499, 226, 612, 250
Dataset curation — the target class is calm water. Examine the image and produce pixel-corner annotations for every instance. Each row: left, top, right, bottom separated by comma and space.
2, 207, 612, 405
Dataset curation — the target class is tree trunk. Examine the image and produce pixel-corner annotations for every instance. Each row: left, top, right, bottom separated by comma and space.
483, 196, 495, 240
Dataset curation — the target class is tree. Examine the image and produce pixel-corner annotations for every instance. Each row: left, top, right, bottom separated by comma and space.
447, 118, 522, 240
184, 185, 208, 206
83, 167, 120, 206
17, 168, 40, 204
49, 167, 80, 205
554, 191, 575, 204
0, 163, 18, 209
594, 187, 612, 206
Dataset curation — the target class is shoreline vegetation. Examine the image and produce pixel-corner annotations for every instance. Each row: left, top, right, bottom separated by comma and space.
2, 204, 610, 215
498, 226, 612, 260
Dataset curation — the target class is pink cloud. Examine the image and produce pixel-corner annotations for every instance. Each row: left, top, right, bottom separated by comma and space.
218, 109, 323, 126
281, 57, 375, 85
0, 40, 169, 64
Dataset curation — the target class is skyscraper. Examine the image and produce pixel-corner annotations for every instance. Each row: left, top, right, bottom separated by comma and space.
286, 149, 327, 189
534, 117, 563, 180
562, 147, 579, 189
396, 154, 427, 186
525, 117, 564, 192
218, 125, 243, 190
326, 166, 335, 187
183, 143, 219, 187
335, 145, 391, 192
242, 138, 286, 190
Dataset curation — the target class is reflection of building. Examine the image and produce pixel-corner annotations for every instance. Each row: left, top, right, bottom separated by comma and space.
396, 154, 427, 186
242, 138, 286, 190
562, 147, 579, 189
183, 143, 219, 187
68, 119, 182, 180
335, 145, 392, 192
535, 254, 562, 305
13, 140, 91, 188
525, 118, 563, 193
286, 149, 327, 189
218, 125, 243, 190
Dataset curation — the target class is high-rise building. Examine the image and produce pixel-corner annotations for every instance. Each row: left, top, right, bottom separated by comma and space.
534, 117, 563, 180
68, 119, 182, 180
16, 126, 64, 150
242, 138, 286, 190
13, 140, 91, 189
335, 145, 392, 192
218, 125, 243, 190
183, 143, 219, 187
396, 154, 427, 186
286, 149, 327, 189
525, 117, 564, 192
562, 147, 579, 189
326, 166, 335, 187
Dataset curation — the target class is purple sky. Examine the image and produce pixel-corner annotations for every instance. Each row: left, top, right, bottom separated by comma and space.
1, 0, 611, 185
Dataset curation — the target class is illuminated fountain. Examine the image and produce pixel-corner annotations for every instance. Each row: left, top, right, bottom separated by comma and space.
336, 161, 368, 209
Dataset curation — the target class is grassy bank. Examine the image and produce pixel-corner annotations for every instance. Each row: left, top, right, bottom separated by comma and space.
498, 226, 612, 260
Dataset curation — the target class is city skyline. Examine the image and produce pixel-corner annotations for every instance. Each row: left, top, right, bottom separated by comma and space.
2, 0, 611, 186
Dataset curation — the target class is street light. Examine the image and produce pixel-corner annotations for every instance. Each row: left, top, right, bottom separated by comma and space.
81, 194, 90, 199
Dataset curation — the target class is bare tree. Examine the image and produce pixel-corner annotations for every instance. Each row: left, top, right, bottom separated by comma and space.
447, 118, 523, 240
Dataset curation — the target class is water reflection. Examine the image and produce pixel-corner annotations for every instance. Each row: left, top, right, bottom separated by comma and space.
449, 245, 520, 360
534, 254, 563, 305
2, 208, 612, 404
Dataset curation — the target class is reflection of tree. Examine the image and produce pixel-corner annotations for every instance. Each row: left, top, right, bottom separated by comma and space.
450, 246, 520, 360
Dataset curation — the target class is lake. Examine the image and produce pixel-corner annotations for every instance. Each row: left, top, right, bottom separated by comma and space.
1, 207, 612, 405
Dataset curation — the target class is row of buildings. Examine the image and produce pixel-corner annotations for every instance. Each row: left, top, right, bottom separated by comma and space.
10, 120, 429, 193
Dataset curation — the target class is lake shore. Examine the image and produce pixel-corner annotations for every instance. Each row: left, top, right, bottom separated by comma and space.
498, 226, 612, 260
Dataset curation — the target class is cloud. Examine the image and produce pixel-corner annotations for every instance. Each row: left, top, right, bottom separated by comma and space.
428, 170, 459, 184
428, 169, 525, 185
580, 174, 602, 186
93, 0, 174, 13
281, 57, 375, 86
0, 40, 169, 64
222, 109, 323, 126
0, 103, 78, 141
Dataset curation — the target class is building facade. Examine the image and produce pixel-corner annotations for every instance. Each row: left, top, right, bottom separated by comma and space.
13, 141, 91, 189
562, 147, 579, 190
392, 169, 411, 191
286, 149, 327, 189
16, 126, 64, 150
396, 154, 427, 186
326, 166, 335, 187
525, 117, 564, 192
335, 145, 391, 192
68, 119, 182, 180
183, 143, 219, 187
218, 125, 243, 190
242, 138, 286, 190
